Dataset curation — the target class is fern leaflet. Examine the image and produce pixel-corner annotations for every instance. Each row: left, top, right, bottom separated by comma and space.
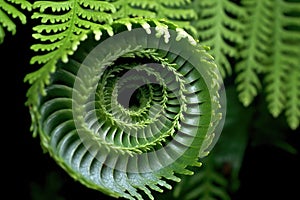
234, 0, 300, 129
192, 0, 246, 77
173, 163, 231, 200
0, 0, 32, 44
285, 64, 300, 130
112, 0, 197, 36
263, 0, 300, 120
235, 0, 273, 107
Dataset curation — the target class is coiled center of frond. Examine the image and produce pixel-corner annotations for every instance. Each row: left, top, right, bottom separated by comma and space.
37, 22, 225, 200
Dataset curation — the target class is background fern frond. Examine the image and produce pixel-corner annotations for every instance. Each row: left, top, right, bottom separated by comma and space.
192, 0, 300, 130
173, 164, 230, 200
112, 0, 197, 36
233, 0, 300, 129
285, 64, 300, 130
263, 0, 300, 119
192, 0, 247, 77
235, 0, 273, 107
24, 0, 116, 114
0, 0, 32, 44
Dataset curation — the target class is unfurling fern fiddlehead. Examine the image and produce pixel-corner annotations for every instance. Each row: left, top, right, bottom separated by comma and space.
25, 1, 225, 200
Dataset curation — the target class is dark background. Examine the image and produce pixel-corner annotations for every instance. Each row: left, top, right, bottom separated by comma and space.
4, 21, 300, 200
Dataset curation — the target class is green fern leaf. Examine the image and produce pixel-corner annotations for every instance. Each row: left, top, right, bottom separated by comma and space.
112, 0, 197, 36
0, 0, 31, 43
234, 0, 300, 129
192, 0, 247, 77
285, 57, 300, 131
264, 0, 300, 119
24, 0, 116, 112
264, 64, 288, 118
235, 0, 274, 107
79, 0, 116, 12
33, 1, 72, 12
31, 11, 73, 23
173, 163, 230, 200
32, 23, 70, 34
28, 18, 224, 200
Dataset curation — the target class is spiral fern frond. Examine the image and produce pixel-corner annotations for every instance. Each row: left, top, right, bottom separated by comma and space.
0, 0, 32, 44
171, 85, 251, 200
24, 0, 198, 132
192, 0, 246, 77
28, 17, 224, 200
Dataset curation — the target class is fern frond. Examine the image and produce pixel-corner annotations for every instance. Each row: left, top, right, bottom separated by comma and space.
285, 69, 300, 130
112, 0, 197, 36
234, 0, 300, 129
173, 164, 230, 200
0, 0, 31, 43
25, 0, 116, 111
263, 0, 300, 119
25, 0, 199, 119
0, 9, 15, 35
264, 62, 288, 118
192, 0, 247, 77
235, 0, 274, 107
28, 18, 224, 200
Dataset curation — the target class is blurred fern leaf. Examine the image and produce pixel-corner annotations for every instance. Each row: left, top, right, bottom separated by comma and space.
192, 0, 247, 77
236, 0, 300, 129
192, 0, 300, 129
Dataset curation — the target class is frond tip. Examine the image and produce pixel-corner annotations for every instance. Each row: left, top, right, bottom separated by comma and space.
29, 19, 225, 200
285, 70, 300, 130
